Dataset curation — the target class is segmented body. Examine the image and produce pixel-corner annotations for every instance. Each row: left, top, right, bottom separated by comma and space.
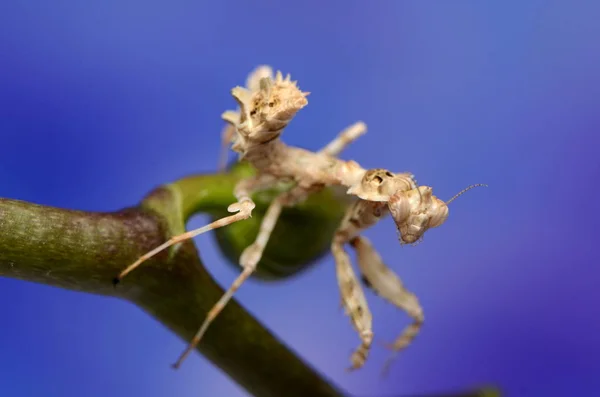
116, 64, 484, 374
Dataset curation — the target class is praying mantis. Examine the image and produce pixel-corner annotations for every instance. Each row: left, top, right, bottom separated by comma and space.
114, 65, 485, 373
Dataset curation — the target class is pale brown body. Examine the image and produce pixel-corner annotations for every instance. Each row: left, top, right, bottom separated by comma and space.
116, 65, 485, 373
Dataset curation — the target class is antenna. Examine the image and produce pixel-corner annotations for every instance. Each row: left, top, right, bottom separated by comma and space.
446, 183, 488, 204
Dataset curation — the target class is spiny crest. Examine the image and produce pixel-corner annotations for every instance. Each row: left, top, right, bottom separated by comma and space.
221, 110, 247, 153
226, 65, 274, 123
221, 110, 239, 125
246, 65, 274, 92
274, 70, 292, 84
230, 70, 309, 139
257, 70, 310, 122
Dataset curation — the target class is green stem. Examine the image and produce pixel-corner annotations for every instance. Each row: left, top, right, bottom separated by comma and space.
0, 171, 346, 397
171, 172, 245, 219
0, 162, 500, 397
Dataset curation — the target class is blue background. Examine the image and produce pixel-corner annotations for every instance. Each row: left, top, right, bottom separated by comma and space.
1, 1, 598, 396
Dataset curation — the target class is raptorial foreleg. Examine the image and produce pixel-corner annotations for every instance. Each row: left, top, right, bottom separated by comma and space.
331, 234, 373, 371
350, 235, 423, 376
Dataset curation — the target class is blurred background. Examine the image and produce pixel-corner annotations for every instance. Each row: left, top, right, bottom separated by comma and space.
1, 1, 599, 396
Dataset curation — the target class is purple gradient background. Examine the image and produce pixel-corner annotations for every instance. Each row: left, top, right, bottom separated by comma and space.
1, 2, 599, 397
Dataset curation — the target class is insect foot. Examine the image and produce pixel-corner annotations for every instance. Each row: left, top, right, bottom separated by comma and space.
347, 329, 374, 372
227, 199, 255, 217
380, 295, 424, 377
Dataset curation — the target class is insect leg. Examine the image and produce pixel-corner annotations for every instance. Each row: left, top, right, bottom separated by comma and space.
239, 186, 307, 269
217, 110, 241, 172
319, 121, 367, 157
174, 188, 307, 368
217, 123, 237, 172
350, 235, 423, 377
332, 234, 373, 371
115, 174, 273, 284
331, 202, 375, 371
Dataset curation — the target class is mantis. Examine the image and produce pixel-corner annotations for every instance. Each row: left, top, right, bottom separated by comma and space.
114, 65, 486, 373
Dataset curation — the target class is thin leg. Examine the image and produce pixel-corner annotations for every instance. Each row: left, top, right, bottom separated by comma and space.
172, 259, 254, 368
174, 186, 308, 368
218, 123, 237, 172
332, 235, 373, 371
115, 175, 273, 284
319, 121, 367, 157
238, 187, 306, 268
350, 236, 424, 377
217, 110, 241, 172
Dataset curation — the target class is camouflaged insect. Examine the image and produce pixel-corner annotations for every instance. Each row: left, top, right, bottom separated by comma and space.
116, 65, 486, 374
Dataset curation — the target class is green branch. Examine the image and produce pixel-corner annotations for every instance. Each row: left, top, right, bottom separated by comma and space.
0, 161, 499, 397
0, 162, 347, 397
